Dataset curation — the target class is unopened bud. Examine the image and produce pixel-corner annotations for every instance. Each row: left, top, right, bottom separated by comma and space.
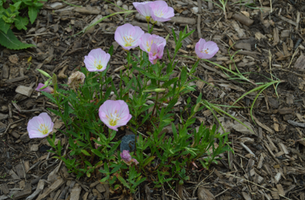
194, 103, 200, 112
37, 69, 51, 78
154, 88, 165, 92
165, 34, 170, 42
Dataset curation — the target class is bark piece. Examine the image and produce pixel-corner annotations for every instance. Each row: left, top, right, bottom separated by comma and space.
2, 64, 9, 79
294, 54, 305, 70
15, 164, 25, 179
26, 179, 45, 200
15, 86, 33, 97
70, 184, 81, 200
170, 17, 196, 24
13, 184, 31, 200
74, 6, 100, 14
198, 186, 215, 200
96, 184, 105, 193
0, 184, 9, 194
36, 178, 64, 200
232, 13, 254, 26
0, 113, 8, 121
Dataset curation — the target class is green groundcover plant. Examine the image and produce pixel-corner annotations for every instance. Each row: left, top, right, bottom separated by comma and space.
27, 1, 232, 194
0, 0, 46, 49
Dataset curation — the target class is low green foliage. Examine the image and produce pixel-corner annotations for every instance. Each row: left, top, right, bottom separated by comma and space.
43, 27, 232, 193
0, 0, 46, 49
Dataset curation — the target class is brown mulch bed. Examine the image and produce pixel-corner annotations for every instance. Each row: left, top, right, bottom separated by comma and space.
1, 0, 305, 199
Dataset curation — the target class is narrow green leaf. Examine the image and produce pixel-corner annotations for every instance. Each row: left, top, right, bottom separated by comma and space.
81, 149, 91, 156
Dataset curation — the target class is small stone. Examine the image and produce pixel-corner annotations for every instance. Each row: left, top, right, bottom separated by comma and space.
122, 4, 128, 10
30, 144, 39, 151
15, 85, 33, 97
116, 0, 122, 6
11, 131, 20, 139
96, 184, 105, 193
191, 7, 198, 14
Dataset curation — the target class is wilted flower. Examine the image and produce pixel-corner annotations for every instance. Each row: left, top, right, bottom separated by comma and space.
95, 137, 101, 149
99, 100, 132, 131
149, 43, 165, 64
120, 150, 139, 165
133, 1, 153, 22
149, 1, 174, 22
27, 112, 54, 139
195, 39, 219, 59
84, 48, 110, 72
68, 71, 85, 88
36, 83, 54, 93
114, 23, 144, 50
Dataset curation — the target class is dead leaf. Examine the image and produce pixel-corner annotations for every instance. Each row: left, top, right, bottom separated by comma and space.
198, 186, 215, 200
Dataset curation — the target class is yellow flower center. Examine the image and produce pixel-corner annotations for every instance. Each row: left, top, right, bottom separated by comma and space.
123, 36, 135, 47
94, 60, 103, 70
146, 40, 153, 52
38, 124, 49, 135
107, 111, 121, 126
155, 10, 164, 17
201, 48, 209, 54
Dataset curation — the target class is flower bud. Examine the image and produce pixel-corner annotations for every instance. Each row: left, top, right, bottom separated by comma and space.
37, 69, 52, 78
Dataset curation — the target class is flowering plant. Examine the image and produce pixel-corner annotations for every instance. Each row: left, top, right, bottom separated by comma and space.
28, 1, 232, 195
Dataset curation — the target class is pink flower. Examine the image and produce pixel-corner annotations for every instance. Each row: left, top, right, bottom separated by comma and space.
148, 43, 165, 64
68, 71, 85, 88
35, 83, 54, 93
99, 100, 132, 131
195, 39, 219, 59
149, 1, 174, 22
139, 33, 166, 53
133, 1, 153, 21
84, 48, 110, 72
27, 112, 54, 139
114, 24, 144, 50
120, 150, 139, 165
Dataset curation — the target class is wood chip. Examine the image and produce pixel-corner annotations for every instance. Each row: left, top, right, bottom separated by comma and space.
198, 186, 215, 200
170, 16, 196, 24
253, 116, 274, 134
70, 184, 81, 200
15, 86, 33, 97
13, 184, 31, 200
232, 13, 254, 26
36, 178, 64, 200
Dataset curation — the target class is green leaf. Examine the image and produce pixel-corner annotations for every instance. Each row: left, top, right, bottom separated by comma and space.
81, 149, 91, 156
91, 149, 104, 158
0, 29, 34, 50
0, 18, 10, 33
0, 0, 6, 7
14, 16, 28, 30
28, 6, 39, 24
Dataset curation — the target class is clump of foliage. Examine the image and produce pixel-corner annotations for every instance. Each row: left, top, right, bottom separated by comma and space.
0, 0, 47, 49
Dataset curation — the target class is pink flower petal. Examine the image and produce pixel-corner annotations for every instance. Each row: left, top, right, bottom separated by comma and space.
27, 112, 54, 139
99, 100, 132, 131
